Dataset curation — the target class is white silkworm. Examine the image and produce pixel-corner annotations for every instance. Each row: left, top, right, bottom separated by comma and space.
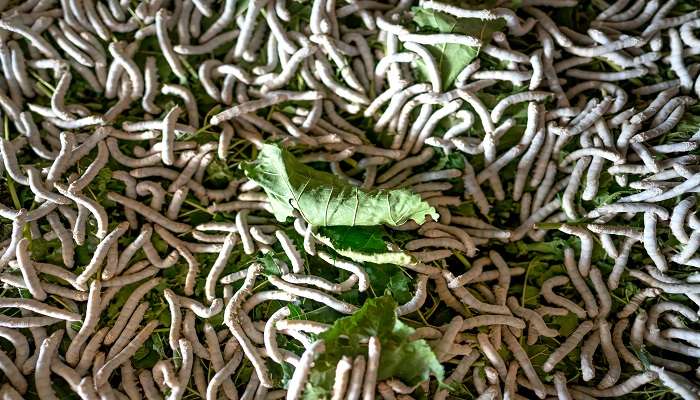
643, 212, 667, 272
671, 197, 696, 244
543, 321, 594, 372
64, 281, 101, 366
397, 274, 429, 315
162, 84, 199, 128
268, 275, 357, 314
360, 337, 380, 400
54, 184, 109, 239
163, 289, 182, 352
597, 320, 621, 389
275, 230, 304, 273
286, 339, 325, 400
231, 211, 254, 256
329, 356, 353, 400
155, 10, 187, 80
95, 320, 159, 387
104, 279, 160, 347
75, 221, 129, 289
540, 276, 587, 318
35, 330, 63, 399
108, 192, 192, 233
205, 233, 236, 302
229, 316, 272, 387
0, 20, 60, 58
107, 42, 143, 101
15, 238, 46, 301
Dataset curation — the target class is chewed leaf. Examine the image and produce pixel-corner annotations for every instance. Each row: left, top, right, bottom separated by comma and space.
303, 296, 444, 400
241, 144, 437, 226
315, 226, 414, 265
412, 7, 506, 87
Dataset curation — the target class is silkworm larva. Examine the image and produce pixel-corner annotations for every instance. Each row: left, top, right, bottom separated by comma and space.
65, 281, 101, 366
103, 302, 150, 362
54, 184, 109, 239
580, 330, 600, 382
597, 320, 621, 389
68, 139, 109, 192
588, 267, 611, 319
572, 371, 659, 397
35, 330, 63, 398
8, 42, 33, 98
476, 332, 507, 380
0, 349, 27, 395
562, 247, 597, 317
75, 221, 129, 289
15, 238, 47, 301
203, 323, 239, 399
108, 41, 143, 100
459, 315, 525, 330
95, 320, 159, 387
0, 327, 29, 369
502, 328, 546, 398
263, 307, 292, 365
227, 319, 273, 387
540, 275, 587, 318
274, 230, 304, 273
268, 275, 357, 314
506, 297, 557, 337
155, 10, 187, 80
107, 192, 192, 233
103, 278, 161, 346
543, 321, 594, 372
163, 289, 182, 352
643, 212, 667, 272
0, 20, 60, 58
397, 274, 429, 315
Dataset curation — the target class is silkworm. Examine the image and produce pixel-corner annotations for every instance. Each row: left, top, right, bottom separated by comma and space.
228, 318, 272, 388
268, 275, 357, 314
579, 330, 600, 382
64, 281, 101, 366
543, 321, 594, 372
397, 274, 429, 315
175, 30, 240, 55
573, 371, 659, 397
506, 297, 557, 337
540, 275, 587, 318
274, 230, 304, 273
15, 238, 47, 301
107, 192, 191, 233
0, 20, 60, 58
54, 184, 109, 239
460, 315, 525, 330
502, 328, 545, 398
161, 289, 182, 352
564, 248, 607, 318
35, 329, 64, 399
670, 196, 697, 244
357, 336, 380, 400
103, 278, 160, 346
75, 221, 129, 288
95, 320, 159, 387
155, 9, 187, 80
443, 271, 511, 315
588, 202, 669, 220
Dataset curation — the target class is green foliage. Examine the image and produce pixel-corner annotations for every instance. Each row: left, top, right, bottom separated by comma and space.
315, 226, 413, 265
412, 7, 505, 87
241, 144, 438, 226
303, 296, 443, 399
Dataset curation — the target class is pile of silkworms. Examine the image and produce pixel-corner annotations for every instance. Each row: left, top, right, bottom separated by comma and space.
2, 0, 700, 398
